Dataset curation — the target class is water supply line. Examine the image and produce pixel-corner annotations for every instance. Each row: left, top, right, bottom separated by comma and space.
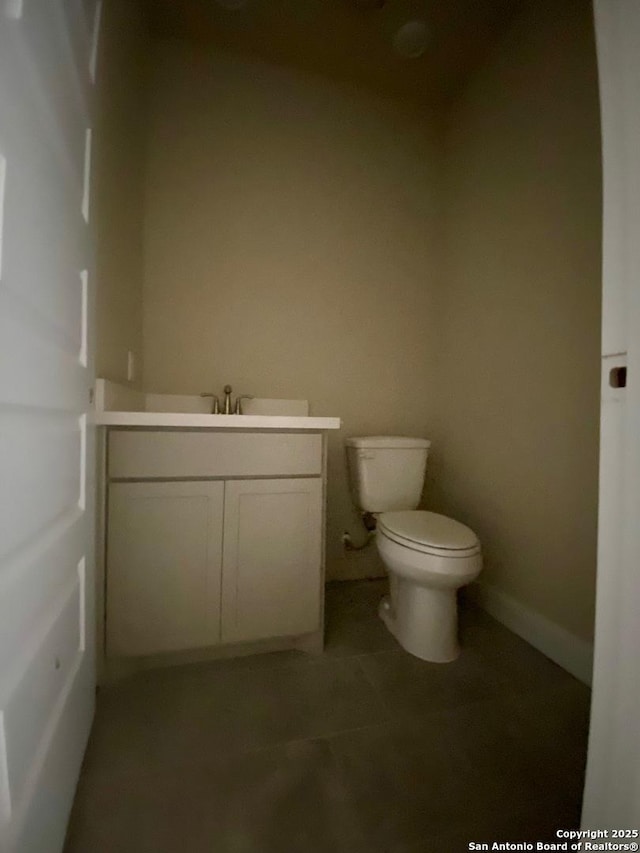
342, 512, 377, 551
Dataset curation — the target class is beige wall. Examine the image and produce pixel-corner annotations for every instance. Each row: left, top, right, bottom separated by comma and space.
431, 0, 601, 641
142, 43, 440, 580
139, 9, 601, 605
94, 0, 147, 387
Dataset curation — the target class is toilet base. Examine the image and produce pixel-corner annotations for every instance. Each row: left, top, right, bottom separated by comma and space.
379, 581, 460, 663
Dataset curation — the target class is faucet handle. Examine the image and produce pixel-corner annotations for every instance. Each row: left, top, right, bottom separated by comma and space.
200, 393, 219, 414
234, 395, 253, 415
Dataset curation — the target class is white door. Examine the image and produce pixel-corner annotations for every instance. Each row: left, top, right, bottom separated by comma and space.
107, 480, 225, 657
582, 0, 640, 830
0, 2, 100, 850
221, 478, 323, 643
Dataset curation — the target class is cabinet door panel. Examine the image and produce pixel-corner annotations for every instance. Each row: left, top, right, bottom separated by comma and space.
107, 481, 224, 656
222, 479, 323, 643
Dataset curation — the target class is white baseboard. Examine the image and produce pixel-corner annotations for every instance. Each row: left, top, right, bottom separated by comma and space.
469, 581, 594, 686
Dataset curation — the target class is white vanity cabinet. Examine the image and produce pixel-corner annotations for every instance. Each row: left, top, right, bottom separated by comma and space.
104, 429, 326, 661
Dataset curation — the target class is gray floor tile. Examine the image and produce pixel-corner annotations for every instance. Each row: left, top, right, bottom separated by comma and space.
393, 795, 581, 852
327, 716, 472, 849
67, 581, 591, 853
176, 647, 314, 675
357, 646, 512, 719
439, 696, 567, 805
327, 697, 569, 851
510, 680, 591, 804
460, 609, 578, 694
65, 761, 208, 853
84, 654, 390, 779
324, 578, 400, 656
325, 608, 400, 657
424, 674, 590, 813
325, 578, 390, 620
177, 654, 390, 757
80, 666, 194, 779
67, 739, 367, 853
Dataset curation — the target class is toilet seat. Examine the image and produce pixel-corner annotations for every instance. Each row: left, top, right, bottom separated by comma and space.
378, 510, 481, 558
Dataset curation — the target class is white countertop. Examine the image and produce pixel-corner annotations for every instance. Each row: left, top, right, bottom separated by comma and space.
94, 411, 341, 430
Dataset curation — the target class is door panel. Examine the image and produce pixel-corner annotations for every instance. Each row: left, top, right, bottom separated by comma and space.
4, 575, 83, 823
5, 1, 90, 185
0, 2, 97, 850
2, 412, 83, 560
222, 478, 323, 643
0, 290, 86, 410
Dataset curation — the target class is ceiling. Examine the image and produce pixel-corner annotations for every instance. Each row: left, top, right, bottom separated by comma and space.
144, 0, 531, 107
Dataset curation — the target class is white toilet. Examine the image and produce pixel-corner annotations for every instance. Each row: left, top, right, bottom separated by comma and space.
346, 436, 482, 663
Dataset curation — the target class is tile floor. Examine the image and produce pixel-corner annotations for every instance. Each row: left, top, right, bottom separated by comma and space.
64, 580, 590, 852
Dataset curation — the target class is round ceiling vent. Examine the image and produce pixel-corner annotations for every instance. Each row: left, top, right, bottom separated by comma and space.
214, 0, 249, 9
393, 20, 429, 58
349, 0, 387, 8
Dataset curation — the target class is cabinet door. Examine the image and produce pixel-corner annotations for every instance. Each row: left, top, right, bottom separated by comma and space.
107, 481, 224, 656
222, 478, 323, 643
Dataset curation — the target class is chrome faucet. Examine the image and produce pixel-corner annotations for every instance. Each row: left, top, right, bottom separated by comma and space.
223, 385, 233, 414
221, 385, 253, 415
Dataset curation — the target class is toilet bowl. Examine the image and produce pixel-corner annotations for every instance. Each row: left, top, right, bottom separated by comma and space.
345, 436, 482, 663
376, 511, 482, 662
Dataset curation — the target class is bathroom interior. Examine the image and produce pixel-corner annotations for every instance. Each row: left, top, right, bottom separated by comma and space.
67, 0, 602, 848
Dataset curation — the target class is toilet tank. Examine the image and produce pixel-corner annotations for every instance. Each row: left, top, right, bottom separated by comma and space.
346, 436, 430, 513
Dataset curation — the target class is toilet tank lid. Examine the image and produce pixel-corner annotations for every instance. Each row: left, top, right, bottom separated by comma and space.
346, 436, 431, 450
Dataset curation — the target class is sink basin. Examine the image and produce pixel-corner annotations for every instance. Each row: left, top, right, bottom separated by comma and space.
93, 380, 340, 429
145, 393, 212, 414
94, 380, 310, 417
